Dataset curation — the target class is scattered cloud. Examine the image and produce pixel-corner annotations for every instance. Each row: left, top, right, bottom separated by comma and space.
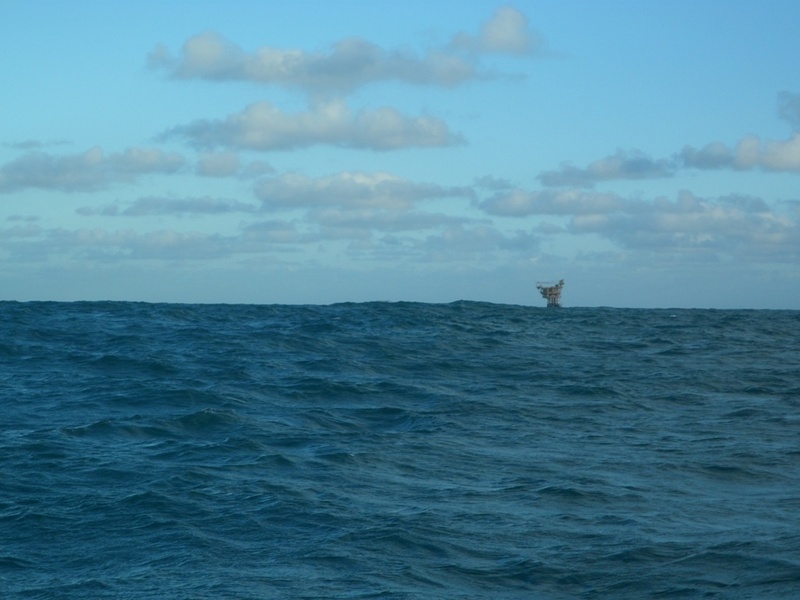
0, 147, 185, 193
242, 219, 310, 244
2, 218, 534, 266
538, 121, 800, 187
255, 171, 474, 211
4, 6, 797, 305
538, 150, 676, 187
481, 188, 624, 216
241, 160, 276, 178
3, 139, 71, 151
310, 207, 472, 234
77, 196, 257, 217
195, 152, 274, 178
569, 190, 799, 259
243, 214, 382, 246
480, 186, 799, 262
3, 222, 43, 238
681, 133, 800, 172
450, 6, 541, 55
196, 152, 240, 177
406, 224, 540, 264
677, 141, 732, 170
341, 222, 541, 263
148, 7, 541, 95
148, 31, 477, 94
5, 182, 796, 270
474, 175, 515, 191
0, 225, 236, 262
778, 91, 800, 131
161, 99, 463, 151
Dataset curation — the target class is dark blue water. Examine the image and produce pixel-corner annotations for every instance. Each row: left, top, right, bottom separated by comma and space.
2, 301, 799, 599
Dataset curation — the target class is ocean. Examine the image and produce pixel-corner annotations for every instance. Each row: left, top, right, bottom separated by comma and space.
2, 301, 799, 599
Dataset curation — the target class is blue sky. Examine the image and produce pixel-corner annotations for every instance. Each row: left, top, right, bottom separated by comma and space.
2, 0, 799, 307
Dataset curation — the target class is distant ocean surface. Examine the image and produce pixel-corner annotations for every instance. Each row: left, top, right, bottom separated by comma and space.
2, 301, 799, 599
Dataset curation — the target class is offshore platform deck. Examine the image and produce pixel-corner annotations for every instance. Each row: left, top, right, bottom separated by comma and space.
536, 279, 564, 308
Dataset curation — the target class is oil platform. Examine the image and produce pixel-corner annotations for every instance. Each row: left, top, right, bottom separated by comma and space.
536, 279, 564, 308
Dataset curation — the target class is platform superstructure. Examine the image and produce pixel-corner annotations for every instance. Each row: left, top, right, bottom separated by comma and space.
536, 279, 564, 308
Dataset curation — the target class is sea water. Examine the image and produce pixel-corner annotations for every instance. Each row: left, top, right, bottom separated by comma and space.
2, 301, 799, 599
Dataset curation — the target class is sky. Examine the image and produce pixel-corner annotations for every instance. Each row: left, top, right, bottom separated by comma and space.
2, 0, 799, 308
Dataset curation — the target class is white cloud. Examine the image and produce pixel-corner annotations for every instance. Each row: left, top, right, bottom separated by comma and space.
149, 31, 478, 93
541, 129, 800, 186
3, 139, 71, 151
474, 175, 515, 191
196, 152, 240, 177
241, 160, 275, 178
162, 99, 463, 151
778, 91, 800, 130
108, 147, 184, 177
77, 196, 257, 217
736, 134, 800, 171
481, 188, 624, 216
1, 225, 236, 262
681, 133, 800, 172
0, 147, 184, 193
194, 152, 274, 179
678, 141, 733, 170
6, 184, 795, 271
419, 224, 541, 262
538, 150, 676, 187
3, 222, 43, 238
335, 223, 541, 264
451, 6, 540, 55
148, 8, 542, 95
255, 171, 473, 211
242, 220, 310, 244
478, 184, 798, 262
1, 218, 530, 267
311, 207, 472, 234
540, 93, 800, 184
243, 211, 473, 248
574, 191, 798, 260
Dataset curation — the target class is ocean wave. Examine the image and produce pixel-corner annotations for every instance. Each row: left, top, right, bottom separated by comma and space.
1, 301, 798, 598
